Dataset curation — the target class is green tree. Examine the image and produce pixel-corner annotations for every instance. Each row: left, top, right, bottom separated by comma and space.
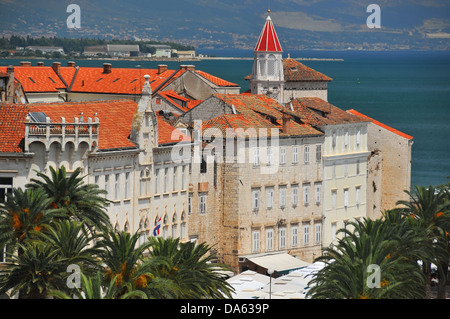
0, 241, 68, 299
147, 237, 234, 299
306, 213, 428, 299
397, 185, 450, 298
0, 188, 61, 256
26, 166, 111, 232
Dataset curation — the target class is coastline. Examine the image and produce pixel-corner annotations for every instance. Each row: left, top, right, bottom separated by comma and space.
0, 56, 344, 62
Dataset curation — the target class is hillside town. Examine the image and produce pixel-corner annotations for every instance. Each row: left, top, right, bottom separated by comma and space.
0, 12, 419, 299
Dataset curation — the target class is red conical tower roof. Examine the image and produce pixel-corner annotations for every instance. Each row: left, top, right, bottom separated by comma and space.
254, 11, 283, 52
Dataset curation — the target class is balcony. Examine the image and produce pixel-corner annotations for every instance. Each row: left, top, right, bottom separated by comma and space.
24, 116, 99, 152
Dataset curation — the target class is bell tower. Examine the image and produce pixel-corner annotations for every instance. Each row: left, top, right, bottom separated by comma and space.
250, 10, 285, 104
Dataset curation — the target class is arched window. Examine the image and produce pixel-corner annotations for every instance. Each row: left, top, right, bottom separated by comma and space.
163, 215, 169, 239
172, 213, 178, 238
258, 54, 266, 76
180, 212, 187, 240
267, 55, 276, 76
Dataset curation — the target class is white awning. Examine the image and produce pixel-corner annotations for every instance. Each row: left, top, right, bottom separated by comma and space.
246, 252, 310, 273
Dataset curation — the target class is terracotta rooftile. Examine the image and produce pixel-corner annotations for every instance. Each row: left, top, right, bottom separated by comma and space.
0, 103, 30, 153
29, 99, 138, 150
282, 58, 332, 82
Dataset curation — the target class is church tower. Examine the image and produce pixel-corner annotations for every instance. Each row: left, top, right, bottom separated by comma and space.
250, 10, 285, 104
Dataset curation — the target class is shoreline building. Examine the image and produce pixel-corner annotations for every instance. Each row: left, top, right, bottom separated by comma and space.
0, 76, 192, 248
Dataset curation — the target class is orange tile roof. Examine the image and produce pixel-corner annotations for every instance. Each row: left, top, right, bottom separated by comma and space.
347, 109, 413, 140
290, 98, 370, 126
158, 90, 202, 112
0, 103, 30, 153
207, 94, 323, 137
283, 58, 332, 82
68, 67, 177, 95
29, 100, 138, 150
156, 114, 191, 145
0, 66, 66, 92
195, 70, 239, 87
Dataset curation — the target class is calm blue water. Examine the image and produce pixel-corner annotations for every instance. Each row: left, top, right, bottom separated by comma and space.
2, 50, 449, 187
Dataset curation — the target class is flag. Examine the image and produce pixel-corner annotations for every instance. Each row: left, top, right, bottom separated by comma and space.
153, 217, 162, 236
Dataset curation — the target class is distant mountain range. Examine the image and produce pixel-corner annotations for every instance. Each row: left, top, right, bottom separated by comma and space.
1, 0, 449, 51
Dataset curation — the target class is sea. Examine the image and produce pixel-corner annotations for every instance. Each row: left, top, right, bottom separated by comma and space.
1, 49, 449, 188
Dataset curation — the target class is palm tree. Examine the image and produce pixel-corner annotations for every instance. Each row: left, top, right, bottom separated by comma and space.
147, 237, 234, 299
26, 166, 111, 231
94, 229, 169, 298
397, 184, 450, 298
0, 188, 61, 256
50, 271, 147, 299
35, 220, 100, 282
307, 215, 427, 299
0, 241, 68, 299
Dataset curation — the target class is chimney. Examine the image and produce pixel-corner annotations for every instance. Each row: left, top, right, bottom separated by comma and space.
157, 64, 168, 74
186, 65, 195, 71
6, 66, 14, 103
52, 62, 61, 75
20, 61, 31, 66
103, 63, 112, 74
179, 65, 188, 70
67, 61, 76, 67
37, 61, 44, 67
282, 113, 291, 135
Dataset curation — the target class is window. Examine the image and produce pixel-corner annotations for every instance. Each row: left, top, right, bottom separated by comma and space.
332, 163, 336, 179
163, 215, 169, 239
114, 173, 120, 200
344, 188, 349, 207
200, 158, 207, 173
356, 160, 360, 175
356, 128, 361, 147
164, 168, 169, 193
292, 146, 298, 164
316, 145, 322, 163
155, 169, 160, 194
292, 184, 299, 207
356, 186, 361, 205
0, 177, 13, 203
315, 223, 322, 243
315, 182, 322, 204
344, 130, 349, 149
344, 161, 348, 177
332, 190, 337, 210
266, 187, 274, 209
280, 147, 286, 165
180, 213, 187, 239
268, 54, 276, 75
188, 194, 193, 215
252, 230, 260, 252
124, 172, 130, 199
252, 188, 260, 211
279, 186, 286, 208
304, 145, 310, 164
104, 175, 110, 198
303, 224, 310, 245
279, 227, 286, 249
199, 193, 207, 214
253, 147, 260, 167
181, 166, 186, 190
303, 184, 310, 205
172, 214, 178, 238
292, 225, 299, 247
267, 147, 273, 166
266, 228, 274, 251
173, 166, 177, 191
